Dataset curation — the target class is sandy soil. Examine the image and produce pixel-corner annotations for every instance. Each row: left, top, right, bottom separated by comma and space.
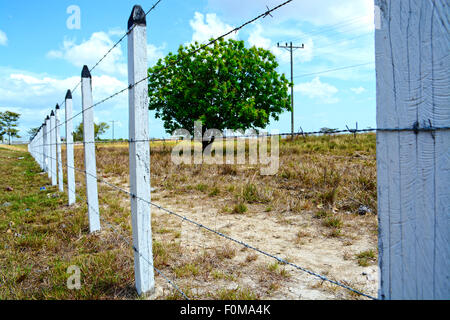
148, 189, 378, 300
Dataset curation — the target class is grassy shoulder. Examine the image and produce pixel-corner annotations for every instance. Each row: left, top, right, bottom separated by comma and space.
0, 146, 138, 299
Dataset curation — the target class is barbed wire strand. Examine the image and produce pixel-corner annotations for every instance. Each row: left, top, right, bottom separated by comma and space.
31, 149, 189, 300
31, 124, 450, 149
31, 149, 378, 300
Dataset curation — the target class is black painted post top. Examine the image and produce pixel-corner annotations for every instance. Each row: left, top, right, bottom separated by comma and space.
50, 110, 55, 116
128, 5, 146, 30
65, 90, 72, 100
46, 116, 50, 120
81, 65, 91, 78
56, 104, 60, 110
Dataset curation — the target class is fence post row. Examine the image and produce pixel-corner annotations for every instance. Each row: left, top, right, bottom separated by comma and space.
50, 110, 57, 186
128, 4, 155, 296
375, 0, 449, 299
45, 116, 50, 179
25, 5, 155, 297
65, 90, 76, 205
81, 65, 101, 233
55, 104, 64, 192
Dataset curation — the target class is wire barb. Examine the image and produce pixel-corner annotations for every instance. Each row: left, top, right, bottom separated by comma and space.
263, 5, 274, 18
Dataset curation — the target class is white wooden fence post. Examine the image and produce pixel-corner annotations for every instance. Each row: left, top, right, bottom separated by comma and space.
35, 127, 39, 168
38, 126, 44, 170
65, 90, 76, 205
45, 116, 51, 178
40, 125, 45, 170
128, 5, 155, 296
50, 110, 57, 186
81, 65, 101, 233
375, 0, 450, 300
55, 104, 64, 192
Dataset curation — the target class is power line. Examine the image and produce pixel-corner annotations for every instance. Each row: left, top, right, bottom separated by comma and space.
293, 62, 375, 79
313, 32, 373, 51
284, 15, 371, 44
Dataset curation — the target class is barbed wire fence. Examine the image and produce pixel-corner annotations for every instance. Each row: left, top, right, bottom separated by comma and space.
25, 1, 449, 301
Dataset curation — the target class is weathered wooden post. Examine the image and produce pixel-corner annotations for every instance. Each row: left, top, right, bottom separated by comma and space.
50, 110, 57, 186
65, 90, 76, 205
45, 116, 51, 178
375, 0, 449, 300
128, 5, 155, 296
81, 65, 101, 233
55, 104, 64, 192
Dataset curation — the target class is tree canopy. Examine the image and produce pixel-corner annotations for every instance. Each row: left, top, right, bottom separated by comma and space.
28, 127, 40, 141
0, 111, 21, 144
72, 122, 110, 141
147, 39, 291, 140
0, 115, 4, 143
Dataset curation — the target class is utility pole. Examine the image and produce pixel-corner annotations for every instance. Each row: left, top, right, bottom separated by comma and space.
277, 42, 304, 138
110, 120, 117, 141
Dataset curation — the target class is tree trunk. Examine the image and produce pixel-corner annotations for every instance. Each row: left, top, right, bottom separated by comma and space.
202, 136, 215, 153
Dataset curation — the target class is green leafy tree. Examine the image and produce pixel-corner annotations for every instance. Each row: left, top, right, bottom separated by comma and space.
148, 39, 291, 150
0, 111, 21, 145
73, 122, 110, 141
28, 127, 40, 141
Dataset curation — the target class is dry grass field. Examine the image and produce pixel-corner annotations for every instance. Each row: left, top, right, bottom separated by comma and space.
1, 133, 378, 300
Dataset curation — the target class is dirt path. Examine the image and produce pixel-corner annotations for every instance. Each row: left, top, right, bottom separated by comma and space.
150, 189, 378, 300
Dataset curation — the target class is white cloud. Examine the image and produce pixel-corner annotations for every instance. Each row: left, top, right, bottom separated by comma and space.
147, 43, 166, 66
189, 12, 238, 44
0, 30, 7, 46
4, 71, 126, 108
47, 31, 127, 77
48, 30, 166, 74
351, 86, 366, 94
248, 24, 271, 49
207, 0, 374, 32
294, 77, 339, 104
0, 67, 128, 132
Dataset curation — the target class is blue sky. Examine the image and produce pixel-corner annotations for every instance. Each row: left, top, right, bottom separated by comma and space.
0, 0, 376, 140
